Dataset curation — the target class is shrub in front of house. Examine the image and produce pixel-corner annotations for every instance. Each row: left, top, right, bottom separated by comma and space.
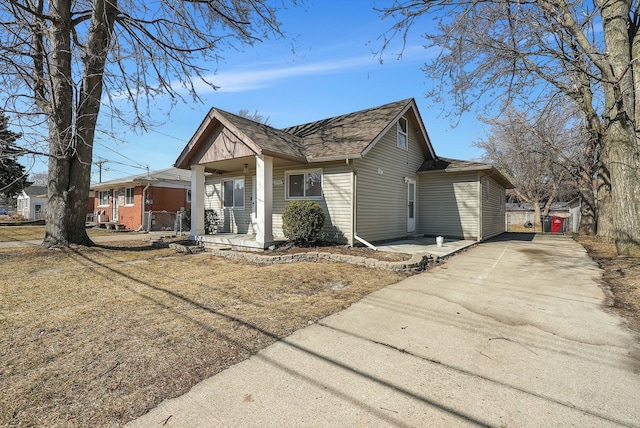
282, 200, 325, 246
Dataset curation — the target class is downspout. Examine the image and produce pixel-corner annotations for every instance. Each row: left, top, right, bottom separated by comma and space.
350, 159, 377, 251
350, 159, 355, 246
140, 183, 151, 231
478, 174, 483, 242
355, 234, 378, 251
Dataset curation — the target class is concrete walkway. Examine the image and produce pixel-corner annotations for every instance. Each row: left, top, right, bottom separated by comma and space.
128, 234, 640, 427
376, 236, 477, 258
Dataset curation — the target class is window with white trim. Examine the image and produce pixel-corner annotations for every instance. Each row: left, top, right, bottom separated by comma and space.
223, 178, 244, 208
125, 187, 134, 205
286, 169, 322, 199
187, 189, 191, 203
397, 117, 408, 150
98, 191, 110, 206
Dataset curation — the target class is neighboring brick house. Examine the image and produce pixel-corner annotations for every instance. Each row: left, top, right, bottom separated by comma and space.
91, 168, 191, 230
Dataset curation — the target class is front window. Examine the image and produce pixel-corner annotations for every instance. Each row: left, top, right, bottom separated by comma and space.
397, 117, 408, 150
186, 189, 191, 203
125, 187, 134, 205
223, 178, 244, 208
286, 170, 322, 199
98, 191, 109, 206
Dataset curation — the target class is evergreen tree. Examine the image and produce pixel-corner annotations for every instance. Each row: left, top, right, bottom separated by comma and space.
0, 113, 31, 198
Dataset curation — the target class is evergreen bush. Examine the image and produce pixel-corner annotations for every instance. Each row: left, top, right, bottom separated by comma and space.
282, 200, 325, 245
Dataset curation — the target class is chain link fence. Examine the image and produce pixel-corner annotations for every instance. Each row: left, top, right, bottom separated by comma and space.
143, 210, 177, 232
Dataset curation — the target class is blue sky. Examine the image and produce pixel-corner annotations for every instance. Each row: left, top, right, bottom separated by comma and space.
79, 1, 485, 184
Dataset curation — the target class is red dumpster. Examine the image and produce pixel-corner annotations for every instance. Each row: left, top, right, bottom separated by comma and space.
551, 216, 565, 233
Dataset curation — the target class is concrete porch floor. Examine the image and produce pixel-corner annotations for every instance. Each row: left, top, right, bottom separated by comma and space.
197, 233, 266, 249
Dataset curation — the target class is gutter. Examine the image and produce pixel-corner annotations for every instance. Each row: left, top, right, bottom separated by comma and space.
307, 153, 363, 163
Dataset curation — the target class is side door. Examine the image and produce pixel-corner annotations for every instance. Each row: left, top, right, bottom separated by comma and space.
407, 179, 416, 233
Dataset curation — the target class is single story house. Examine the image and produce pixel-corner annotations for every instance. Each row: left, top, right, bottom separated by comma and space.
16, 186, 47, 220
175, 98, 513, 249
91, 168, 191, 230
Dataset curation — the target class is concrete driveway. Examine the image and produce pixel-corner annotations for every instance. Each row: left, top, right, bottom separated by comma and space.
128, 234, 640, 427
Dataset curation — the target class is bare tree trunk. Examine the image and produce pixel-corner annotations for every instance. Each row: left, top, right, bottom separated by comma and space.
596, 161, 613, 239
43, 0, 117, 247
598, 0, 640, 255
577, 170, 596, 235
533, 202, 542, 230
42, 0, 87, 247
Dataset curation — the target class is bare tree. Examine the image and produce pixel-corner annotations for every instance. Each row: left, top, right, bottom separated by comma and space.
474, 102, 579, 228
29, 171, 48, 187
0, 0, 295, 247
238, 109, 270, 125
378, 0, 640, 255
474, 99, 597, 234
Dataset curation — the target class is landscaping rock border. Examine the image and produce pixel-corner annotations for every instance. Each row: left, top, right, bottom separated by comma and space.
168, 241, 204, 253
208, 248, 435, 272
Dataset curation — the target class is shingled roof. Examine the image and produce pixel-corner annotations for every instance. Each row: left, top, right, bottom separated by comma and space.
22, 186, 47, 197
92, 167, 190, 190
175, 98, 434, 167
214, 109, 307, 160
418, 157, 514, 188
284, 98, 419, 160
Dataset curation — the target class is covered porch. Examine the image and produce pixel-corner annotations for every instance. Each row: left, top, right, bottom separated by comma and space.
175, 108, 310, 249
187, 152, 307, 249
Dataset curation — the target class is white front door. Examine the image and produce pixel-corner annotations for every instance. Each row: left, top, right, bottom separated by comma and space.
112, 189, 119, 223
407, 179, 416, 233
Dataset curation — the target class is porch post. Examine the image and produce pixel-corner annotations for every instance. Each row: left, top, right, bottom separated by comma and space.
255, 155, 273, 247
190, 165, 205, 240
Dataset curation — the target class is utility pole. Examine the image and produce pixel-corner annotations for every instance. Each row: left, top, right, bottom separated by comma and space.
95, 160, 108, 183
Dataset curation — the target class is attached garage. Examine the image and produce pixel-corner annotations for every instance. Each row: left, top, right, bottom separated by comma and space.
418, 158, 513, 241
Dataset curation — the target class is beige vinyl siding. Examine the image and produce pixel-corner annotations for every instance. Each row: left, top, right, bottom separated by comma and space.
481, 177, 505, 240
417, 172, 479, 240
354, 117, 427, 242
272, 162, 352, 243
204, 175, 252, 234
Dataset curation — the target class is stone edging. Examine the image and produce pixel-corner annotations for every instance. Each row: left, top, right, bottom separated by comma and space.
207, 248, 434, 271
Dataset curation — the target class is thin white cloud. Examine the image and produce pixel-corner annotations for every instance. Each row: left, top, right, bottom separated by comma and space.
188, 46, 431, 94
191, 55, 376, 93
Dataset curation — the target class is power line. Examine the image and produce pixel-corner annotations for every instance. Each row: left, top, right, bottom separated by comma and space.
93, 139, 147, 169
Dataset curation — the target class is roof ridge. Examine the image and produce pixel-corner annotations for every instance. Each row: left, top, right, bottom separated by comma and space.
283, 98, 413, 132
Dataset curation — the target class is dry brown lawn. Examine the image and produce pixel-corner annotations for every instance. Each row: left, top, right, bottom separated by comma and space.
0, 238, 409, 427
3, 228, 638, 427
0, 225, 113, 243
575, 235, 640, 334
